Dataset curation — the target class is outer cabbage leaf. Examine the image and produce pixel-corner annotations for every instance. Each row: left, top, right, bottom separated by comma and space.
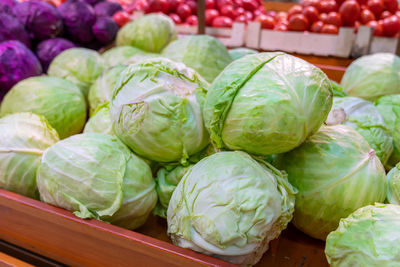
0, 76, 87, 139
228, 47, 258, 60
101, 46, 145, 67
162, 35, 233, 83
0, 113, 59, 199
274, 125, 387, 240
341, 53, 400, 101
116, 13, 177, 53
167, 151, 297, 266
84, 103, 113, 135
326, 96, 393, 164
325, 203, 400, 267
375, 94, 400, 169
386, 164, 400, 205
88, 64, 127, 115
203, 52, 333, 156
48, 48, 106, 97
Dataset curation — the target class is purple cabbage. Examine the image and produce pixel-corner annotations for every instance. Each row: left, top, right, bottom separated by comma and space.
14, 1, 63, 41
58, 0, 96, 44
0, 0, 16, 16
83, 0, 104, 6
0, 41, 42, 96
92, 16, 118, 44
94, 1, 122, 17
0, 13, 30, 48
36, 38, 75, 71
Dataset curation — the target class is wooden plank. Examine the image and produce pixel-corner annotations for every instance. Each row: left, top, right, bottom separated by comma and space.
263, 1, 295, 12
0, 189, 232, 267
0, 251, 34, 267
0, 188, 329, 267
197, 0, 205, 34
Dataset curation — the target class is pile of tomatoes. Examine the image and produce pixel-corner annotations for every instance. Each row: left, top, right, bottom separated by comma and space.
125, 0, 266, 27
271, 0, 400, 36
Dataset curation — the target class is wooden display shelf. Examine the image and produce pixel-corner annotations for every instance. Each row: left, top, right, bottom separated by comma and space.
0, 189, 328, 266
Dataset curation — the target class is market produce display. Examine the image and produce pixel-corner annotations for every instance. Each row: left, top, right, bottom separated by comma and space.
2, 4, 400, 265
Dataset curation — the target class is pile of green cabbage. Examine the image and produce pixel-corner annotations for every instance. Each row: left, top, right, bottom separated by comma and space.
4, 31, 400, 266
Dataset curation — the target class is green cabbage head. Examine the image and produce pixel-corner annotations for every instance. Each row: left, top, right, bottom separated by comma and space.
84, 103, 113, 136
0, 76, 87, 139
203, 52, 333, 156
386, 164, 400, 205
341, 53, 400, 101
48, 48, 107, 97
325, 203, 400, 266
0, 113, 59, 199
37, 133, 157, 229
110, 58, 209, 163
88, 65, 127, 115
167, 151, 297, 266
102, 46, 145, 67
274, 124, 387, 240
331, 80, 348, 97
326, 96, 393, 164
162, 35, 233, 83
116, 14, 177, 53
228, 47, 258, 61
375, 94, 400, 169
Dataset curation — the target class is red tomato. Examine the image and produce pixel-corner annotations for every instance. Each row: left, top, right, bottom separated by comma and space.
186, 15, 198, 25
366, 20, 383, 35
169, 0, 183, 12
242, 0, 259, 11
255, 14, 276, 29
176, 4, 192, 20
235, 14, 247, 22
212, 16, 233, 27
335, 0, 346, 7
357, 0, 368, 5
327, 11, 342, 26
302, 6, 320, 24
380, 11, 392, 19
288, 5, 303, 18
279, 19, 289, 26
169, 13, 182, 24
339, 0, 361, 26
266, 11, 277, 18
274, 23, 288, 30
320, 0, 338, 13
367, 0, 384, 18
113, 11, 130, 27
258, 6, 267, 14
354, 20, 361, 32
310, 20, 325, 32
301, 0, 322, 11
320, 12, 329, 23
383, 0, 398, 13
321, 24, 339, 33
234, 7, 246, 17
187, 1, 197, 13
382, 15, 400, 36
360, 9, 376, 23
206, 0, 215, 9
234, 0, 243, 7
206, 9, 219, 25
396, 10, 400, 17
288, 14, 309, 31
217, 0, 233, 9
276, 11, 288, 21
131, 0, 148, 12
221, 5, 235, 18
245, 10, 254, 20
147, 0, 170, 13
